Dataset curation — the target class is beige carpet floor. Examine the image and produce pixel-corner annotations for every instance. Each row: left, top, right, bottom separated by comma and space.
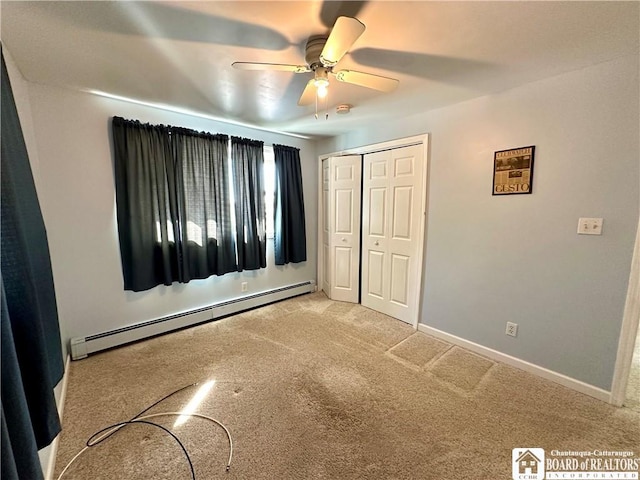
54, 292, 639, 479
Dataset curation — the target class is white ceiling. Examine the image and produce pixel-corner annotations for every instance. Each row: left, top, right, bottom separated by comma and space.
2, 1, 638, 139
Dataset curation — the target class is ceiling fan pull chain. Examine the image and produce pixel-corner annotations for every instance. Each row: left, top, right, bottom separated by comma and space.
325, 90, 329, 120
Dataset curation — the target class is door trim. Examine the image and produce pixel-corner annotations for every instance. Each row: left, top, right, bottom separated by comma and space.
318, 134, 430, 329
610, 219, 640, 406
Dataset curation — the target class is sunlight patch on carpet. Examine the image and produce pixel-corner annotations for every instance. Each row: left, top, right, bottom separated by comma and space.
388, 332, 452, 368
429, 347, 495, 392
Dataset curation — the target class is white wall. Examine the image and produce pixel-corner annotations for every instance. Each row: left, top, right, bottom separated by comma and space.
25, 83, 317, 349
318, 55, 640, 391
3, 48, 42, 180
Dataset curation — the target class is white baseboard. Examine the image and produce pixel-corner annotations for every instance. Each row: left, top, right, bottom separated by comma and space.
43, 354, 71, 480
417, 324, 611, 403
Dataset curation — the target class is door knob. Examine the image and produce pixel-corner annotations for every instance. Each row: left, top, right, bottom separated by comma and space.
341, 237, 347, 242
374, 241, 379, 246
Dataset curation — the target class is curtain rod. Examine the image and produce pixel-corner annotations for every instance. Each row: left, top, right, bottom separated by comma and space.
87, 89, 312, 140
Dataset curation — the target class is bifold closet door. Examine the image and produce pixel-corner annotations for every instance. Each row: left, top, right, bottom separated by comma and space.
323, 155, 361, 303
361, 144, 424, 323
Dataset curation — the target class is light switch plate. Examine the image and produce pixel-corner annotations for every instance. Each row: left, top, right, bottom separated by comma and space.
577, 217, 603, 235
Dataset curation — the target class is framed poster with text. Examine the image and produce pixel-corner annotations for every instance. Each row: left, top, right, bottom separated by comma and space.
492, 145, 535, 195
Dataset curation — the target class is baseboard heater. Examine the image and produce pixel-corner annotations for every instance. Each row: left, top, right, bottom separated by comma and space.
70, 280, 316, 360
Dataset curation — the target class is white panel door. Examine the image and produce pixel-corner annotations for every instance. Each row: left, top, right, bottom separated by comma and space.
326, 155, 361, 303
361, 144, 424, 323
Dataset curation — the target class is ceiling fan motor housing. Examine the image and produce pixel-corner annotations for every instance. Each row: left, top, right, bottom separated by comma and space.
305, 36, 329, 70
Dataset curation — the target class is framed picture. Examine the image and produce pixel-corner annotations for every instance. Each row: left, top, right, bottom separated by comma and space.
492, 145, 535, 195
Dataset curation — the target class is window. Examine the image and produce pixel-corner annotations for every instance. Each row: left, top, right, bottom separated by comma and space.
263, 145, 275, 239
155, 146, 274, 245
112, 117, 302, 292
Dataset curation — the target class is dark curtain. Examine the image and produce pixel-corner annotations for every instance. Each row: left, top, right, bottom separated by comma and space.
112, 117, 178, 291
2, 283, 44, 480
171, 128, 237, 280
1, 52, 63, 479
231, 137, 266, 270
273, 144, 307, 265
113, 119, 238, 291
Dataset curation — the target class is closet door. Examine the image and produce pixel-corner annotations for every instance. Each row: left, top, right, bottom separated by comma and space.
323, 155, 361, 303
361, 144, 424, 323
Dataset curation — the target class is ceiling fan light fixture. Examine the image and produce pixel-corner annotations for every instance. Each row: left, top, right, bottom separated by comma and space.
313, 77, 329, 88
313, 67, 329, 86
316, 83, 329, 98
313, 66, 330, 97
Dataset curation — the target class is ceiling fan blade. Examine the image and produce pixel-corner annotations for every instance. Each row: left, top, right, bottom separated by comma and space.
334, 70, 399, 92
232, 62, 310, 73
320, 16, 365, 67
298, 80, 317, 106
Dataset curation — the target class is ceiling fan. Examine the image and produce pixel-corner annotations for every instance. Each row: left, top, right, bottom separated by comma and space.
232, 16, 399, 107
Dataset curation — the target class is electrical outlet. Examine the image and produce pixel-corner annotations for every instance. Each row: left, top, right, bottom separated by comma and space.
506, 322, 518, 337
577, 217, 603, 235
241, 282, 248, 292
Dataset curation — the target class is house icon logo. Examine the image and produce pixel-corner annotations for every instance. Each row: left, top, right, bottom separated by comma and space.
512, 448, 545, 480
